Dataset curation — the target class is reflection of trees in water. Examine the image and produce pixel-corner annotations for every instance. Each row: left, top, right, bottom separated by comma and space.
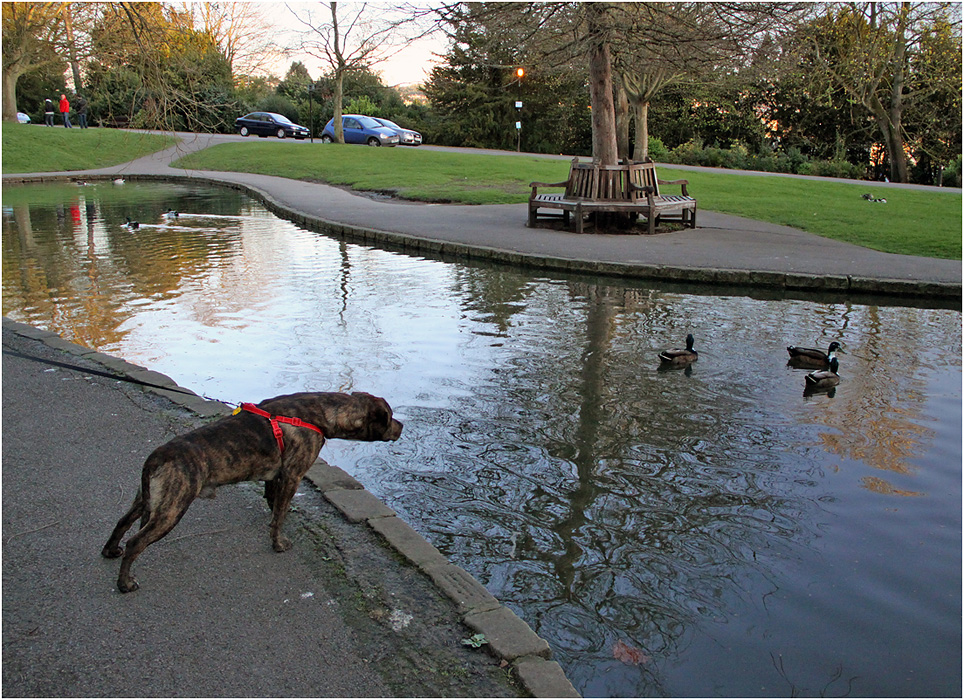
411, 274, 824, 696
796, 304, 961, 497
2, 184, 247, 349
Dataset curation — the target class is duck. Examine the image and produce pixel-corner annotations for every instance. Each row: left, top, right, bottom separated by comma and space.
164, 209, 179, 219
123, 217, 140, 230
113, 178, 125, 185
805, 356, 840, 391
659, 333, 698, 366
787, 341, 840, 368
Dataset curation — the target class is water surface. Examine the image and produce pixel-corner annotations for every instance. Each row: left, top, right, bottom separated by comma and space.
3, 182, 960, 697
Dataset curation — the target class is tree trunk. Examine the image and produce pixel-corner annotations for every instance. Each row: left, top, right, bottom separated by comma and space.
632, 100, 650, 161
63, 4, 83, 92
615, 83, 630, 161
588, 40, 618, 165
2, 67, 24, 121
333, 69, 345, 143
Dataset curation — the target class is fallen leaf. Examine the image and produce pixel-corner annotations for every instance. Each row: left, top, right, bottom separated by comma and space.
613, 639, 649, 666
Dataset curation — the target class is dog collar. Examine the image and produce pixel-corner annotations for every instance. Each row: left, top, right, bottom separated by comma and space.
236, 403, 324, 454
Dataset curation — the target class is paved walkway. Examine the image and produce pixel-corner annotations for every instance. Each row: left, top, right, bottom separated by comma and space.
4, 132, 960, 301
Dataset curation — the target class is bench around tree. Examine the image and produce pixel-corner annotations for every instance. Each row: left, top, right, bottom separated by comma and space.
528, 158, 697, 235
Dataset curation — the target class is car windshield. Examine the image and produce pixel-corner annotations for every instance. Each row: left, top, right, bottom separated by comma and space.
268, 113, 294, 125
376, 119, 400, 129
356, 116, 384, 129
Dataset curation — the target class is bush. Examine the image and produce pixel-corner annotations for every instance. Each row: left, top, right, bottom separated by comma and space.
648, 136, 668, 160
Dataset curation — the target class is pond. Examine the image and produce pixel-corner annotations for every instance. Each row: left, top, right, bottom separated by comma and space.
3, 181, 961, 697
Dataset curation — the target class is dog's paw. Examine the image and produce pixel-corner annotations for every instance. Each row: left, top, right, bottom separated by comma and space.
117, 577, 139, 593
101, 545, 124, 559
272, 536, 293, 553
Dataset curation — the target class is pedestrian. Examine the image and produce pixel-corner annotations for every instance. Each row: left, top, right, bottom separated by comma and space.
44, 98, 54, 126
59, 94, 71, 128
75, 94, 88, 129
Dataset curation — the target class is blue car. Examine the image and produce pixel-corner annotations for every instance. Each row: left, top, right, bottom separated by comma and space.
321, 115, 399, 146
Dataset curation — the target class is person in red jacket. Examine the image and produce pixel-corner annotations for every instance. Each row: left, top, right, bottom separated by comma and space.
59, 94, 72, 128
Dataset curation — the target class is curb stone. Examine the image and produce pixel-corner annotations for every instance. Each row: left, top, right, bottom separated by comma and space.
1, 317, 581, 698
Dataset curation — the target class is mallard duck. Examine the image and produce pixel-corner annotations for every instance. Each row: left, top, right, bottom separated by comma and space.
123, 217, 139, 230
805, 356, 840, 390
787, 341, 840, 368
659, 334, 698, 366
164, 209, 179, 219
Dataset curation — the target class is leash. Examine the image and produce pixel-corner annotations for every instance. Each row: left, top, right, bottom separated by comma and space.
3, 345, 323, 454
2, 346, 228, 404
233, 403, 324, 454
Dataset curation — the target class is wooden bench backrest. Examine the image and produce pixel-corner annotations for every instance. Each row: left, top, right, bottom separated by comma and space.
565, 159, 660, 202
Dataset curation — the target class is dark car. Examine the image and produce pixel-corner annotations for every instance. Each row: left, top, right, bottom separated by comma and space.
236, 112, 309, 139
321, 115, 400, 146
372, 118, 422, 146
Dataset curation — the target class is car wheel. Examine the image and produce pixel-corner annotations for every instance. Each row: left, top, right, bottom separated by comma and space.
277, 128, 286, 139
240, 126, 249, 137
367, 137, 381, 147
321, 135, 333, 144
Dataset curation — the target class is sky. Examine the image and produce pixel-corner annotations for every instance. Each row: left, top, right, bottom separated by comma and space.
265, 1, 448, 86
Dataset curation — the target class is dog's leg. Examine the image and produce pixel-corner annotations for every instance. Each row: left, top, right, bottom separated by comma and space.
115, 469, 197, 593
101, 492, 145, 559
267, 473, 304, 553
263, 478, 278, 510
116, 500, 191, 593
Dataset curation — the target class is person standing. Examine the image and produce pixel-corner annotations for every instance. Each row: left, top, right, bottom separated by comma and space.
44, 98, 54, 126
75, 95, 88, 129
59, 94, 72, 128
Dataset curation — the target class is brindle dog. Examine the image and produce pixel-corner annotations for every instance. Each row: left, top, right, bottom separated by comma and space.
102, 392, 403, 593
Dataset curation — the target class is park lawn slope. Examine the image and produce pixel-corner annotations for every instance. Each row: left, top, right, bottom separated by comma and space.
174, 142, 961, 260
2, 124, 176, 173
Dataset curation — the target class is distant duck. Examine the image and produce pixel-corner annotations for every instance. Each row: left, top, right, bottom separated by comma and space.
659, 333, 698, 366
164, 209, 179, 219
787, 341, 840, 368
124, 217, 140, 230
113, 178, 125, 185
805, 356, 840, 391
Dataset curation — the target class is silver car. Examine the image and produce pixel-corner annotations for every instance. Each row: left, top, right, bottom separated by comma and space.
372, 118, 422, 146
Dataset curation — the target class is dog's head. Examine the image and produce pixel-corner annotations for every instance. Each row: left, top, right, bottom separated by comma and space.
348, 392, 403, 442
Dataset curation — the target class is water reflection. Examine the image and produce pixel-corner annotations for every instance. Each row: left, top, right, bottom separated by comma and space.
3, 182, 960, 697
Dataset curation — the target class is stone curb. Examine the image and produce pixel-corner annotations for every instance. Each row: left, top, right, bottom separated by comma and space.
199, 175, 964, 304
1, 317, 581, 699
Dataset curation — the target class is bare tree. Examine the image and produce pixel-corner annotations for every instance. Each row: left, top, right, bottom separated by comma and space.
612, 3, 802, 161
288, 1, 426, 142
182, 1, 283, 78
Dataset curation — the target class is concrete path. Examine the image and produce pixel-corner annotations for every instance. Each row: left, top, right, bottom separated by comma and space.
4, 131, 959, 301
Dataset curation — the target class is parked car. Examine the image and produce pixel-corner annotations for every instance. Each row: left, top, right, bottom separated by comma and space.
235, 112, 309, 139
321, 115, 399, 146
16, 112, 30, 124
371, 118, 422, 146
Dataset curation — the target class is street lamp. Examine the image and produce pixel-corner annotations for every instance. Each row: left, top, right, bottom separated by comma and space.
515, 67, 524, 152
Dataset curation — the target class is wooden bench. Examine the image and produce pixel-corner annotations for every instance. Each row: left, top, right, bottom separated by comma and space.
528, 158, 697, 235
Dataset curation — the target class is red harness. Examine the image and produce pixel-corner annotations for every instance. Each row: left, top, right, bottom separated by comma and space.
238, 403, 324, 454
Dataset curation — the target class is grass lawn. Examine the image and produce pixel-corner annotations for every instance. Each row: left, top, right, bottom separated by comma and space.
174, 142, 961, 260
1, 123, 176, 173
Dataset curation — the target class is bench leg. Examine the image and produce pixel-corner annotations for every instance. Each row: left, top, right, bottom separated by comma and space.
648, 212, 656, 236
575, 204, 583, 234
528, 204, 537, 228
